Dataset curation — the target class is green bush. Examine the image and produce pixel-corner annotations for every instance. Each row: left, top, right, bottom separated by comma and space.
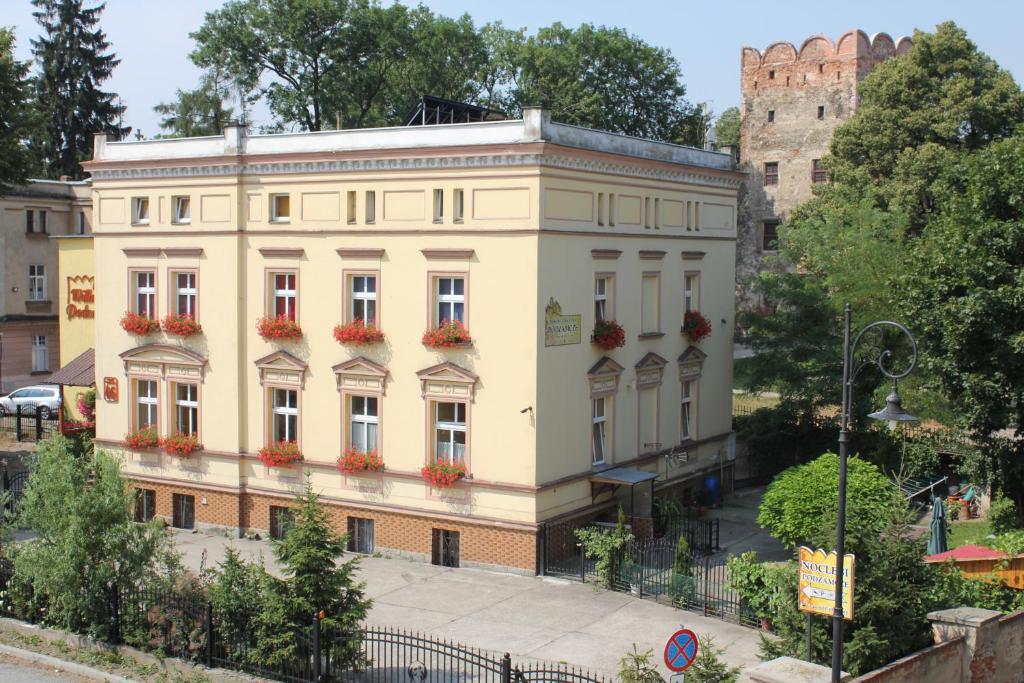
726, 552, 794, 623
575, 507, 633, 590
687, 635, 740, 683
988, 494, 1019, 534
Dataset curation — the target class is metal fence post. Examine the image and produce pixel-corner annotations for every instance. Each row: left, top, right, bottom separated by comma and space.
15, 406, 21, 442
501, 652, 512, 683
35, 409, 42, 441
578, 542, 585, 583
205, 601, 214, 668
312, 612, 322, 682
111, 585, 121, 645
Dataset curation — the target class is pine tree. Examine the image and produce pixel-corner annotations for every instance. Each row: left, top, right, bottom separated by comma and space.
0, 28, 34, 194
30, 0, 130, 179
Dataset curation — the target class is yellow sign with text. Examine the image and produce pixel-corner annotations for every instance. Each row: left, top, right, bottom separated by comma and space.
798, 547, 854, 620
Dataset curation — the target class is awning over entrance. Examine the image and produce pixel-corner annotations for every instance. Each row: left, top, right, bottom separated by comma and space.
591, 467, 658, 486
43, 348, 95, 387
590, 467, 658, 517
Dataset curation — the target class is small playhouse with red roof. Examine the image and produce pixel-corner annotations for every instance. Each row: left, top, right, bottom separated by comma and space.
924, 544, 1024, 590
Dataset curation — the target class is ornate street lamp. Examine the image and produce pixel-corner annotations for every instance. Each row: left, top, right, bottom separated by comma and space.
831, 304, 918, 682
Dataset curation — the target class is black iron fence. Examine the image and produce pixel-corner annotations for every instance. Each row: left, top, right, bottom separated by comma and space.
0, 405, 60, 442
0, 559, 610, 682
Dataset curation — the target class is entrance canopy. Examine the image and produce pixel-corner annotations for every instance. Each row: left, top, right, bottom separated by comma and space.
43, 348, 94, 387
590, 467, 658, 517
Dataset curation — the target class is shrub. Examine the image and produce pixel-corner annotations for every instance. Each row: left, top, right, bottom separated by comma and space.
687, 635, 740, 683
338, 448, 383, 475
161, 313, 202, 336
726, 551, 794, 624
617, 644, 664, 683
256, 315, 302, 341
422, 320, 472, 348
258, 440, 302, 467
669, 535, 696, 606
682, 310, 712, 343
333, 320, 385, 345
160, 433, 202, 458
988, 493, 1019, 534
421, 461, 466, 488
77, 389, 96, 422
591, 319, 625, 350
123, 427, 159, 450
575, 507, 633, 589
120, 311, 160, 335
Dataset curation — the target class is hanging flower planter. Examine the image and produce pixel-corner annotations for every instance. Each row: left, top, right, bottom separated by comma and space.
256, 315, 303, 341
162, 313, 202, 337
120, 311, 160, 335
421, 461, 467, 488
591, 319, 626, 350
123, 427, 159, 450
422, 320, 472, 349
333, 320, 385, 346
682, 310, 712, 343
160, 433, 202, 458
338, 447, 384, 475
258, 440, 302, 467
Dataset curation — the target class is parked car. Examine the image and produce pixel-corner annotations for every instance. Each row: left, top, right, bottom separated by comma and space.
0, 385, 61, 419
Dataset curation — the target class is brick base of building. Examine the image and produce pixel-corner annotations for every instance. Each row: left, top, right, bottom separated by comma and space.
128, 479, 539, 574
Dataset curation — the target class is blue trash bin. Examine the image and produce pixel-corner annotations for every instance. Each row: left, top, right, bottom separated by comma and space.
703, 475, 720, 505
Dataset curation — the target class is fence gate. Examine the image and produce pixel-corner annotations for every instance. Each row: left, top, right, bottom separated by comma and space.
2, 471, 29, 514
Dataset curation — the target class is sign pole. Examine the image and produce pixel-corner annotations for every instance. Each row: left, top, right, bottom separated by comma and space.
807, 612, 813, 662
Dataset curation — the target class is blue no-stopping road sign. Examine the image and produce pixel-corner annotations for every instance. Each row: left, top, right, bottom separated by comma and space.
663, 628, 698, 672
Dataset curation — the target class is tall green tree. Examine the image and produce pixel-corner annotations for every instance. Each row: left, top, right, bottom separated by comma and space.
713, 106, 740, 149
154, 71, 235, 138
0, 28, 35, 193
30, 0, 130, 179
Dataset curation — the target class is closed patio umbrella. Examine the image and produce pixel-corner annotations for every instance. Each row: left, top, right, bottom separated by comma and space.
927, 495, 948, 556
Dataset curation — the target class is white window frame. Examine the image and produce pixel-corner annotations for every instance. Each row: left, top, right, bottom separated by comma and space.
436, 276, 465, 325
28, 265, 46, 301
365, 191, 376, 223
453, 189, 464, 223
271, 272, 297, 320
270, 193, 291, 223
434, 401, 466, 464
175, 272, 197, 317
594, 276, 609, 322
680, 380, 694, 441
136, 379, 159, 430
31, 336, 48, 372
592, 397, 608, 465
349, 395, 379, 452
172, 196, 191, 224
350, 274, 377, 324
135, 271, 156, 318
175, 383, 199, 436
271, 388, 298, 442
684, 273, 700, 313
132, 197, 150, 225
433, 188, 444, 223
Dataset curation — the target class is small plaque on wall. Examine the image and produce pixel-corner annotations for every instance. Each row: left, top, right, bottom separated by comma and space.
103, 377, 119, 402
544, 298, 582, 347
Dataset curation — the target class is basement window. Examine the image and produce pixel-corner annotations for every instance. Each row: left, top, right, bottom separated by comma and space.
817, 105, 825, 120
767, 110, 775, 123
769, 69, 775, 80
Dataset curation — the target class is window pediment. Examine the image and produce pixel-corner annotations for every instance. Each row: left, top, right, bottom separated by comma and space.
678, 345, 707, 380
417, 361, 478, 400
255, 349, 308, 388
588, 356, 623, 398
333, 356, 388, 394
635, 352, 668, 388
120, 343, 206, 381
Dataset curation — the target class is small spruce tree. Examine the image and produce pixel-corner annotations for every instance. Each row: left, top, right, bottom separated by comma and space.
686, 635, 740, 683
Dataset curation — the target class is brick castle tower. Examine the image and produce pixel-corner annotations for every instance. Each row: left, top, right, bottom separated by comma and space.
735, 30, 912, 313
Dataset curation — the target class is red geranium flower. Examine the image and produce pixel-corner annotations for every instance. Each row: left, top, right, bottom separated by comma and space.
258, 440, 302, 467
333, 320, 385, 346
682, 310, 712, 343
160, 433, 202, 458
123, 427, 159, 450
257, 315, 303, 341
591, 320, 626, 350
162, 313, 202, 337
120, 311, 160, 335
422, 320, 472, 349
338, 447, 384, 474
421, 461, 467, 488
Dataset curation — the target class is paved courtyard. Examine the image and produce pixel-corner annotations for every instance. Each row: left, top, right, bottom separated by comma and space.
172, 488, 785, 679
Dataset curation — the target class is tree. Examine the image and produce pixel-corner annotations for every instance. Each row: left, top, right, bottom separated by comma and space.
616, 644, 664, 683
686, 635, 740, 683
758, 453, 903, 552
30, 0, 130, 179
0, 29, 35, 193
713, 106, 740, 149
154, 71, 235, 138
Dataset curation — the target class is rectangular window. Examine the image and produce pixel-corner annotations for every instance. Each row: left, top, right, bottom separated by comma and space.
762, 220, 780, 252
764, 162, 779, 186
591, 397, 608, 465
767, 110, 775, 123
271, 272, 297, 320
681, 380, 695, 441
135, 489, 156, 523
641, 273, 660, 334
269, 506, 294, 540
435, 276, 465, 325
134, 271, 156, 318
685, 200, 692, 229
39, 211, 47, 233
271, 388, 298, 443
653, 198, 660, 229
172, 493, 195, 530
270, 194, 291, 222
78, 211, 86, 234
25, 209, 34, 233
769, 69, 775, 80
644, 197, 652, 228
349, 274, 377, 324
349, 395, 378, 452
28, 265, 46, 301
684, 273, 700, 313
433, 189, 444, 223
453, 189, 465, 223
346, 191, 357, 224
132, 197, 150, 224
174, 271, 197, 316
817, 105, 825, 120
594, 276, 611, 322
31, 336, 48, 373
433, 401, 466, 464
694, 202, 701, 230
608, 193, 616, 227
812, 159, 827, 184
174, 383, 199, 436
365, 191, 376, 224
172, 196, 191, 224
347, 517, 375, 554
640, 386, 658, 452
432, 528, 460, 568
135, 378, 159, 430
597, 193, 605, 226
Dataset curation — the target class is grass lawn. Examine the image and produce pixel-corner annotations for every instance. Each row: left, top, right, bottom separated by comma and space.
946, 519, 994, 549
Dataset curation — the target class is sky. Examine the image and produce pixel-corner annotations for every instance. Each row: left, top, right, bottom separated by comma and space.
8, 0, 1024, 137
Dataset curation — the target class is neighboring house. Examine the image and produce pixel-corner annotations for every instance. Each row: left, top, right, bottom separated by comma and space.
84, 106, 741, 573
735, 30, 911, 314
0, 179, 92, 393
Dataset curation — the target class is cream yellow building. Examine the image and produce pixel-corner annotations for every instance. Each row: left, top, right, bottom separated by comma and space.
84, 108, 740, 572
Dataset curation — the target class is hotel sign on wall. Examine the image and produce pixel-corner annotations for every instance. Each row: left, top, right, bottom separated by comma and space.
544, 298, 581, 347
66, 275, 95, 319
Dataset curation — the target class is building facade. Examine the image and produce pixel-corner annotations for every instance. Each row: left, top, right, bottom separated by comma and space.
85, 108, 740, 572
0, 180, 92, 393
735, 30, 911, 312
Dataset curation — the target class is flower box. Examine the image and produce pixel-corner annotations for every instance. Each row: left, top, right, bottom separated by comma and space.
120, 311, 160, 336
682, 310, 712, 343
421, 461, 467, 488
256, 315, 303, 341
338, 448, 383, 475
422, 320, 472, 349
333, 320, 385, 346
258, 440, 302, 467
162, 313, 202, 337
591, 319, 626, 350
61, 419, 95, 436
160, 433, 202, 458
124, 427, 159, 450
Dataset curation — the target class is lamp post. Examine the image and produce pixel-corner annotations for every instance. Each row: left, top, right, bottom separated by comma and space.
831, 304, 918, 682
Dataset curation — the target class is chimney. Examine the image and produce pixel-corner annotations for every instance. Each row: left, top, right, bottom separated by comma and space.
92, 132, 108, 162
522, 106, 551, 142
223, 119, 246, 155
